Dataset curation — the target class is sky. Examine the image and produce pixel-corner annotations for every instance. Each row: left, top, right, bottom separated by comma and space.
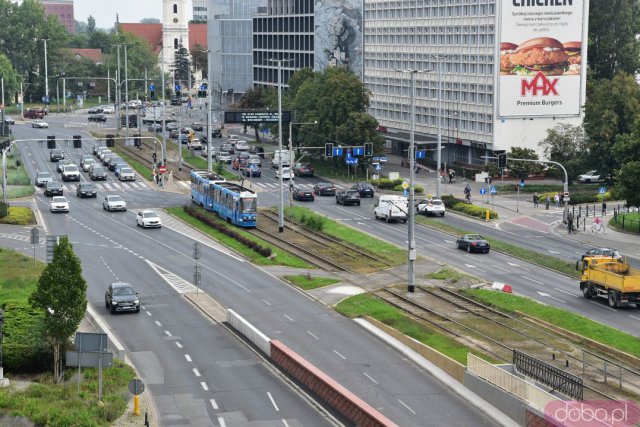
74, 0, 193, 30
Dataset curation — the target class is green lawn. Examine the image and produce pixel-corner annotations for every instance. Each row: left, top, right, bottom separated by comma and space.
609, 213, 640, 234
463, 289, 640, 357
6, 186, 35, 199
426, 268, 473, 284
283, 274, 341, 290
0, 248, 42, 302
335, 293, 496, 364
0, 206, 36, 225
166, 207, 312, 268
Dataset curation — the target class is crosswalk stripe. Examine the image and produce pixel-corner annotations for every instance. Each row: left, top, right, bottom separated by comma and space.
103, 183, 114, 190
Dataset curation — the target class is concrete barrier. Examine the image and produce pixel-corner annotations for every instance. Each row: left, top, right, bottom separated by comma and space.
270, 340, 399, 427
227, 309, 270, 355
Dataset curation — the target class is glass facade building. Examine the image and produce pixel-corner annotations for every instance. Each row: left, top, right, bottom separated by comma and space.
193, 0, 208, 21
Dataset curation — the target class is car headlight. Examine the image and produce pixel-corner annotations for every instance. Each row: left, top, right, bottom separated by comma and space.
134, 299, 139, 305
111, 301, 118, 305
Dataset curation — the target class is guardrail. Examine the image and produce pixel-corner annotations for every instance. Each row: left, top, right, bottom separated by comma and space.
227, 309, 270, 355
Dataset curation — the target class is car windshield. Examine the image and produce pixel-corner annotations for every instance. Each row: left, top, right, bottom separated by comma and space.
38, 172, 51, 178
109, 196, 123, 202
360, 183, 373, 189
47, 182, 61, 187
347, 191, 359, 196
431, 200, 443, 205
82, 184, 96, 189
121, 168, 133, 174
52, 197, 66, 203
113, 286, 135, 296
65, 166, 78, 172
93, 168, 105, 173
241, 198, 257, 213
144, 212, 158, 218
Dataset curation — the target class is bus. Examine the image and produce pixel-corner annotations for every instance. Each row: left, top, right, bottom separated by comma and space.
190, 170, 257, 228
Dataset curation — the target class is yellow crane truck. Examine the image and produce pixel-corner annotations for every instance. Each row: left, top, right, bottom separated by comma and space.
577, 257, 640, 308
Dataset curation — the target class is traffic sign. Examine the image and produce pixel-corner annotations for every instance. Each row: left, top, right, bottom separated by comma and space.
490, 186, 497, 195
403, 189, 408, 197
480, 188, 487, 195
519, 181, 525, 188
149, 84, 155, 91
333, 147, 343, 157
175, 84, 181, 91
416, 150, 426, 159
346, 158, 358, 165
375, 164, 381, 171
599, 187, 607, 194
402, 181, 409, 190
158, 165, 167, 174
352, 147, 364, 156
128, 378, 145, 396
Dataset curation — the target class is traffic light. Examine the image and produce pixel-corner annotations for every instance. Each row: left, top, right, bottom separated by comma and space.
498, 153, 507, 169
73, 135, 82, 149
106, 134, 115, 148
325, 143, 334, 157
364, 142, 373, 157
47, 135, 56, 149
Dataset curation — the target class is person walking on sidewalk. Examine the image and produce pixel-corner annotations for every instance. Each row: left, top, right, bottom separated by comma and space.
567, 212, 575, 234
533, 192, 539, 208
554, 193, 560, 208
545, 195, 550, 210
168, 170, 174, 184
602, 201, 607, 216
464, 183, 471, 203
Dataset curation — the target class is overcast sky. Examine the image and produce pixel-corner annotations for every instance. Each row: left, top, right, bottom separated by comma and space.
74, 0, 193, 29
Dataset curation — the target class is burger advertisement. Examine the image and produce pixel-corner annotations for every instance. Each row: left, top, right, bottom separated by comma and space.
497, 0, 587, 117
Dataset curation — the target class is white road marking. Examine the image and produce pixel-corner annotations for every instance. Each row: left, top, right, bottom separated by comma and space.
185, 354, 192, 362
507, 262, 520, 267
262, 299, 271, 306
492, 265, 510, 273
201, 382, 209, 391
267, 392, 280, 412
522, 276, 544, 285
464, 264, 477, 269
193, 368, 201, 377
363, 372, 379, 384
536, 291, 566, 304
164, 330, 172, 337
86, 305, 125, 351
398, 399, 417, 415
145, 311, 152, 316
333, 349, 346, 360
307, 330, 319, 340
547, 250, 560, 254
210, 399, 219, 410
175, 342, 183, 349
283, 314, 294, 322
629, 315, 640, 321
218, 417, 227, 427
155, 321, 162, 327
444, 240, 455, 244
554, 287, 578, 297
282, 420, 290, 427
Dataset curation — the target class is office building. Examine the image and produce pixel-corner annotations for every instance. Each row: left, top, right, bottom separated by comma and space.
193, 0, 208, 22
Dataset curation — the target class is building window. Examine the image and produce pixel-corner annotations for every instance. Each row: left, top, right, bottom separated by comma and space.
173, 4, 178, 14
174, 38, 179, 49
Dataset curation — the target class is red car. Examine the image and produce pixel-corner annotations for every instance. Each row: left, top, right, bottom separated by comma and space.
24, 109, 46, 119
293, 162, 314, 177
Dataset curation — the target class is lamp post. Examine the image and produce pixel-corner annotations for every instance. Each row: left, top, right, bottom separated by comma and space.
36, 39, 49, 104
268, 58, 293, 233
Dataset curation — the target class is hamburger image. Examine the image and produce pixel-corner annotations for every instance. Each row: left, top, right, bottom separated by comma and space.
500, 42, 518, 75
563, 41, 582, 75
509, 37, 569, 76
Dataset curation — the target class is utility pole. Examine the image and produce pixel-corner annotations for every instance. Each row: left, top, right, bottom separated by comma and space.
206, 50, 213, 172
116, 45, 121, 131
124, 45, 129, 139
436, 57, 443, 198
43, 39, 49, 103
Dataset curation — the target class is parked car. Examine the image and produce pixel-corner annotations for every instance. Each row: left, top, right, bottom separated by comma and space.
88, 114, 107, 123
35, 171, 53, 187
456, 234, 490, 253
577, 170, 610, 184
352, 182, 375, 197
3, 115, 15, 125
275, 167, 293, 180
49, 149, 64, 162
189, 122, 204, 131
235, 140, 249, 151
242, 165, 262, 177
582, 248, 622, 260
50, 196, 69, 213
88, 107, 103, 114
44, 181, 63, 197
293, 162, 314, 177
136, 210, 162, 228
118, 168, 136, 181
89, 166, 108, 181
417, 198, 446, 217
292, 186, 315, 201
76, 182, 98, 198
31, 120, 48, 128
336, 189, 361, 206
61, 164, 81, 182
105, 282, 140, 314
313, 182, 337, 196
103, 195, 127, 211
56, 159, 73, 173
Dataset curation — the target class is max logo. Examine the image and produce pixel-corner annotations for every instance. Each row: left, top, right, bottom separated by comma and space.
521, 72, 559, 96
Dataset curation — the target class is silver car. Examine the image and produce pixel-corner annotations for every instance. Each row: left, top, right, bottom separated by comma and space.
35, 171, 53, 187
103, 195, 127, 212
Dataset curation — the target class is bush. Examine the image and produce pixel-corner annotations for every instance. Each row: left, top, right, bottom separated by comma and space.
301, 212, 326, 231
371, 178, 403, 190
3, 301, 53, 372
0, 201, 7, 218
439, 195, 498, 219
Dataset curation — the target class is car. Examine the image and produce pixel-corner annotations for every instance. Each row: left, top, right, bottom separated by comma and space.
148, 123, 163, 132
314, 182, 337, 196
170, 97, 180, 106
456, 234, 490, 253
3, 115, 15, 125
44, 181, 63, 197
24, 109, 45, 119
201, 145, 216, 159
336, 189, 361, 206
61, 164, 81, 182
49, 149, 65, 162
31, 120, 48, 128
97, 149, 113, 162
136, 210, 162, 228
189, 122, 204, 131
232, 157, 248, 170
235, 140, 249, 151
242, 165, 262, 177
372, 155, 388, 164
35, 171, 54, 186
417, 198, 446, 217
577, 170, 609, 184
249, 145, 265, 158
89, 166, 108, 181
179, 134, 190, 144
293, 162, 314, 177
76, 182, 98, 198
275, 166, 293, 180
169, 129, 180, 139
118, 168, 136, 181
103, 195, 127, 211
188, 138, 202, 150
81, 158, 96, 172
105, 282, 140, 314
582, 248, 623, 260
220, 142, 234, 154
114, 163, 128, 177
80, 154, 93, 163
88, 114, 107, 122
211, 128, 223, 138
101, 105, 115, 114
180, 127, 195, 136
87, 107, 103, 114
56, 159, 73, 173
50, 196, 69, 213
352, 182, 375, 197
292, 186, 315, 201
166, 122, 178, 131
216, 151, 233, 163
248, 154, 262, 167
107, 157, 124, 171
102, 153, 119, 166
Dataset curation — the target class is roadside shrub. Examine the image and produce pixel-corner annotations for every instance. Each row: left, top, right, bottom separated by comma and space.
301, 213, 326, 231
3, 301, 52, 372
391, 185, 424, 194
452, 202, 498, 219
371, 178, 403, 190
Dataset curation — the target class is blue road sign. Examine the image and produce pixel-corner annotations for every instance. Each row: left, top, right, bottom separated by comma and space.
149, 84, 155, 91
175, 84, 181, 91
480, 188, 487, 195
375, 164, 381, 171
599, 187, 607, 194
333, 147, 343, 157
403, 189, 408, 197
416, 150, 426, 159
346, 158, 358, 165
519, 181, 525, 188
353, 147, 364, 156
490, 186, 497, 195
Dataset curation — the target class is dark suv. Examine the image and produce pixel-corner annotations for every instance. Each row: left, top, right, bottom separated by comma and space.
76, 182, 98, 198
352, 182, 375, 197
105, 282, 140, 314
44, 181, 63, 197
89, 166, 108, 181
49, 149, 64, 162
336, 189, 361, 206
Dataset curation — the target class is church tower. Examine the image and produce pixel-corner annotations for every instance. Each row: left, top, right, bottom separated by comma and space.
161, 0, 190, 73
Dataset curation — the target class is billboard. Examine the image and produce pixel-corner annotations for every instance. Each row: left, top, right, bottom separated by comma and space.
497, 0, 587, 118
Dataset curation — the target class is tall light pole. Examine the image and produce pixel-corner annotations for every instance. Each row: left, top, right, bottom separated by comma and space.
37, 39, 49, 104
206, 49, 213, 171
124, 45, 130, 139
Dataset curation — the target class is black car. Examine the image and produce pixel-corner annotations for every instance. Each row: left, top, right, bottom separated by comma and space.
313, 182, 337, 196
44, 181, 63, 197
87, 107, 103, 114
249, 145, 265, 159
336, 189, 361, 206
211, 128, 223, 138
169, 129, 180, 139
76, 182, 97, 198
107, 157, 124, 171
170, 97, 180, 106
292, 186, 315, 201
148, 123, 163, 132
89, 166, 108, 181
88, 114, 107, 122
352, 182, 375, 197
3, 115, 15, 125
190, 122, 204, 131
49, 149, 64, 162
105, 282, 140, 314
166, 122, 179, 131
456, 234, 490, 253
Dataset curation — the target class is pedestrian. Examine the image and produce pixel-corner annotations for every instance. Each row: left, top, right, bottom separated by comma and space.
448, 169, 454, 183
560, 193, 564, 205
168, 170, 174, 184
545, 195, 550, 210
533, 192, 539, 208
155, 171, 161, 186
602, 201, 607, 216
152, 171, 157, 185
567, 212, 574, 234
554, 193, 560, 208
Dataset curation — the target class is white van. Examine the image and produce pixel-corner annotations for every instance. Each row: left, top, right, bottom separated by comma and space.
374, 195, 408, 223
272, 149, 292, 168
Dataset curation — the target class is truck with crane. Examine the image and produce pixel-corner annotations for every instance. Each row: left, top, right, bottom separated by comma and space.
578, 256, 640, 308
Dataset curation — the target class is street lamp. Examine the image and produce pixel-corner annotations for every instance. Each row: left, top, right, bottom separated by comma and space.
394, 68, 431, 293
267, 58, 294, 233
288, 120, 317, 208
36, 39, 49, 104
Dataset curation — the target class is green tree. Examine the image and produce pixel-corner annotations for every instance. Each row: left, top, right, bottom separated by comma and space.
29, 237, 87, 383
0, 54, 21, 104
104, 30, 159, 95
616, 160, 640, 207
190, 44, 208, 79
588, 0, 640, 80
538, 123, 588, 182
507, 147, 543, 181
173, 43, 191, 86
237, 86, 275, 142
86, 15, 96, 34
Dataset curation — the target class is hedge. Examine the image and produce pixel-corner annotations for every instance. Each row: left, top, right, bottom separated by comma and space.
441, 195, 498, 219
2, 301, 53, 372
368, 178, 424, 194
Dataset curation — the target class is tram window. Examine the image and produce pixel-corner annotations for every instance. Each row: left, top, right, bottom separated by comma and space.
241, 198, 257, 213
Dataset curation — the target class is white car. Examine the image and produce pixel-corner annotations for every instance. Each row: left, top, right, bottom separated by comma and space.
201, 146, 216, 158
248, 154, 262, 167
216, 151, 233, 163
187, 138, 202, 150
235, 140, 249, 151
103, 195, 127, 212
136, 210, 162, 228
50, 196, 69, 213
32, 120, 48, 128
417, 198, 446, 217
61, 164, 81, 182
118, 168, 136, 181
101, 105, 115, 113
35, 171, 54, 187
275, 167, 293, 180
577, 170, 607, 184
81, 158, 96, 172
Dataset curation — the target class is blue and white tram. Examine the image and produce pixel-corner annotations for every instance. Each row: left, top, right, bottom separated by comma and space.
190, 170, 257, 227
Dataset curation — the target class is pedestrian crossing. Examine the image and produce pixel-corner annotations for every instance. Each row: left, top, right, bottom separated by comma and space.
55, 181, 150, 192
249, 182, 345, 190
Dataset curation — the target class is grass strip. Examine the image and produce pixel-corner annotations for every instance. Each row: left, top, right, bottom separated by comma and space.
425, 268, 473, 284
283, 206, 406, 266
0, 248, 42, 301
0, 206, 36, 225
416, 216, 579, 278
608, 213, 640, 235
463, 289, 640, 357
166, 206, 312, 268
283, 274, 340, 290
112, 148, 153, 181
335, 293, 496, 364
7, 186, 35, 199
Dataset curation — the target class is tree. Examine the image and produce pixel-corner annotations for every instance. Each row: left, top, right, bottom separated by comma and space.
173, 43, 190, 85
86, 15, 96, 34
538, 123, 588, 182
507, 147, 544, 181
616, 161, 640, 207
29, 237, 87, 383
0, 54, 21, 103
588, 0, 640, 80
190, 44, 208, 79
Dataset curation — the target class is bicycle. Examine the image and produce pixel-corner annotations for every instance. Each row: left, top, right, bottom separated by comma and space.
464, 192, 471, 203
590, 221, 606, 234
